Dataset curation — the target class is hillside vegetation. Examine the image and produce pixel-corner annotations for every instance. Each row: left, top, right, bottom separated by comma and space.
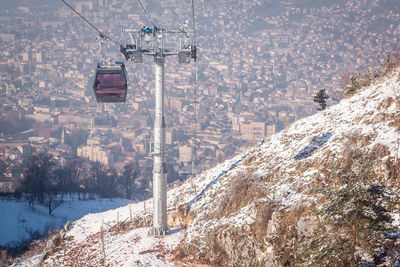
174, 65, 400, 266
10, 65, 400, 266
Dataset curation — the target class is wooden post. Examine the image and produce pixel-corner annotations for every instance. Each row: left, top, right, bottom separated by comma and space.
190, 166, 197, 214
174, 183, 177, 211
350, 224, 356, 267
101, 219, 106, 267
194, 184, 197, 214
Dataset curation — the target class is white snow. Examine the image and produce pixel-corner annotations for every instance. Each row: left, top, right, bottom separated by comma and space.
180, 70, 400, 254
0, 195, 132, 247
12, 69, 400, 265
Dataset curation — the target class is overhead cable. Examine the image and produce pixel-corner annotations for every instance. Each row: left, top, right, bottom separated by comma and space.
191, 0, 198, 138
191, 0, 196, 44
137, 0, 157, 28
127, 62, 154, 130
61, 0, 122, 46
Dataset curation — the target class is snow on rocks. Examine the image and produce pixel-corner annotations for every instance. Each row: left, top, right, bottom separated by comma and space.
14, 69, 400, 266
178, 69, 400, 262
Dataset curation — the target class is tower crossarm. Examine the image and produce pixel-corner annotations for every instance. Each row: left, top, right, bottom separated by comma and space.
121, 26, 197, 63
123, 28, 195, 34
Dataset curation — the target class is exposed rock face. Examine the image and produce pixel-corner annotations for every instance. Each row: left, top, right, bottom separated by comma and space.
296, 215, 319, 238
174, 70, 400, 266
167, 205, 195, 228
45, 235, 60, 252
179, 208, 324, 266
59, 229, 65, 242
202, 226, 264, 267
266, 211, 279, 236
41, 234, 62, 265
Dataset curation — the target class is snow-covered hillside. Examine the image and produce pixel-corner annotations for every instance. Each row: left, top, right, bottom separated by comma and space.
1, 195, 132, 248
177, 70, 400, 266
14, 69, 400, 266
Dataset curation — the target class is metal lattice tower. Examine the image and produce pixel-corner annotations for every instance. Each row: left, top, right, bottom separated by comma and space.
121, 26, 196, 235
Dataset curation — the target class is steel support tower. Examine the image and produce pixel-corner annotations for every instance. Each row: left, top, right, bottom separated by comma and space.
121, 26, 196, 235
152, 55, 168, 235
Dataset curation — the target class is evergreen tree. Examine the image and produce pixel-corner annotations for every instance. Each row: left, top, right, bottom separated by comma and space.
313, 89, 329, 111
296, 150, 398, 266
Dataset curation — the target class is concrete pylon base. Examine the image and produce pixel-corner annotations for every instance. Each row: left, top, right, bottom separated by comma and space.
149, 226, 170, 236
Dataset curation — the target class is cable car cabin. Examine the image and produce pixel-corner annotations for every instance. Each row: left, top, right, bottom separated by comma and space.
93, 62, 128, 103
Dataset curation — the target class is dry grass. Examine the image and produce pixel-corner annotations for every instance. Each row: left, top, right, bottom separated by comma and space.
172, 239, 216, 267
218, 172, 265, 218
370, 143, 391, 159
342, 52, 400, 97
378, 97, 395, 110
342, 130, 374, 148
131, 214, 152, 228
0, 250, 12, 266
388, 102, 400, 129
295, 158, 322, 175
0, 237, 48, 266
385, 157, 400, 182
382, 51, 400, 76
242, 155, 256, 166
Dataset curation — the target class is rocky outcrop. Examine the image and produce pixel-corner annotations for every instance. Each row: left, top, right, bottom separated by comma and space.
296, 215, 319, 238
167, 205, 195, 228
64, 221, 71, 232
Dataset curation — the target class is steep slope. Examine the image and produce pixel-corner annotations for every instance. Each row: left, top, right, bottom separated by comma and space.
15, 69, 400, 266
173, 69, 400, 266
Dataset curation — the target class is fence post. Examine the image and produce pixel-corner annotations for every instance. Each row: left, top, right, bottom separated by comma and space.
194, 184, 197, 214
101, 219, 106, 267
174, 183, 177, 211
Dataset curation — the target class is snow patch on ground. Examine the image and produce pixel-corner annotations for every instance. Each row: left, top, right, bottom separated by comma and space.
0, 195, 132, 247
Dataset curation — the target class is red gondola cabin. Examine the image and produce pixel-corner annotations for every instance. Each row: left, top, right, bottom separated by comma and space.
93, 62, 128, 103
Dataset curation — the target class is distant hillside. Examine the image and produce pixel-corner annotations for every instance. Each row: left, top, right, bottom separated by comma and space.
13, 67, 400, 266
